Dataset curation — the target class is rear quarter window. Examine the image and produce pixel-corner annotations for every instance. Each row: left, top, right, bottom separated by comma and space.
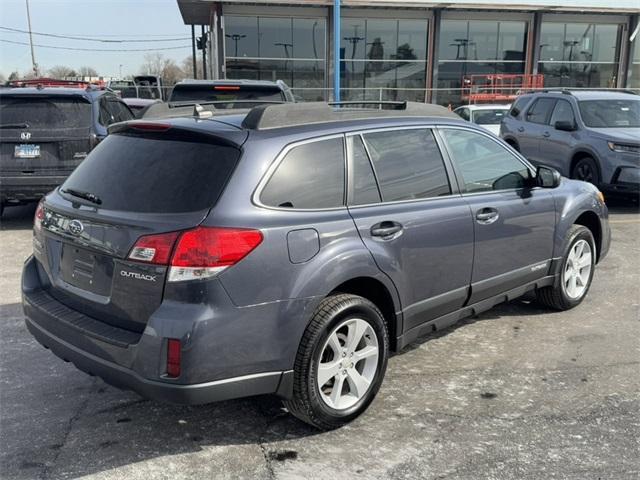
61, 134, 240, 213
260, 137, 345, 209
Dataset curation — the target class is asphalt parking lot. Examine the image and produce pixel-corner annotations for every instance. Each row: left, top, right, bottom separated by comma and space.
1, 200, 639, 480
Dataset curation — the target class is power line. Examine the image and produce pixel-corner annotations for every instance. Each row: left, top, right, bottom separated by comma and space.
0, 26, 190, 43
0, 38, 191, 52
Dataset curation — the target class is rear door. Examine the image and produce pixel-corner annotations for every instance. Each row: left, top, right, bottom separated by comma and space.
346, 127, 474, 332
519, 98, 556, 164
0, 95, 92, 177
539, 99, 577, 175
36, 131, 243, 332
439, 127, 555, 304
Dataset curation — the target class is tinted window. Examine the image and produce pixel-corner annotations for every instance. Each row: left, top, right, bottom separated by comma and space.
526, 98, 556, 124
442, 128, 531, 192
261, 137, 345, 209
0, 96, 91, 129
510, 96, 530, 117
61, 135, 239, 213
549, 99, 575, 126
108, 100, 134, 123
349, 135, 381, 205
578, 99, 640, 128
456, 108, 470, 121
362, 129, 450, 202
472, 108, 509, 125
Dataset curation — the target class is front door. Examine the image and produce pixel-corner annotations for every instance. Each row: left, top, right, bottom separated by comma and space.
439, 127, 556, 304
346, 129, 474, 332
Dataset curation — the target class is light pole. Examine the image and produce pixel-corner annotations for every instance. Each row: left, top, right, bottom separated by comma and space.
334, 0, 341, 102
25, 0, 38, 76
119, 64, 123, 78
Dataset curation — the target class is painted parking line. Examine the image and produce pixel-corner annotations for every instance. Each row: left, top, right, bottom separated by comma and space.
609, 219, 640, 224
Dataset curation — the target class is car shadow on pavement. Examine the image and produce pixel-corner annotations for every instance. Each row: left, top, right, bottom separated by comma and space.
605, 195, 639, 215
0, 203, 37, 231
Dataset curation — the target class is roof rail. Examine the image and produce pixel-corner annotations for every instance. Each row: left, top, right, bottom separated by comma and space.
241, 101, 457, 130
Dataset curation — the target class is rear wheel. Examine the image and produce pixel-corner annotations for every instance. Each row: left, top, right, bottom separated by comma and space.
536, 225, 596, 310
285, 294, 389, 430
571, 157, 600, 186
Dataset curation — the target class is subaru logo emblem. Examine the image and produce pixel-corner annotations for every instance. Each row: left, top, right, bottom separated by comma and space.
68, 219, 84, 236
20, 132, 31, 140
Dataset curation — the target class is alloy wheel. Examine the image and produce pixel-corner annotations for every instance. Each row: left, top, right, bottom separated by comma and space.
316, 318, 379, 411
562, 239, 593, 300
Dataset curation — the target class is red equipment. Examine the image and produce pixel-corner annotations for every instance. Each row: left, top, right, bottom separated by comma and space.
461, 74, 544, 103
7, 77, 106, 89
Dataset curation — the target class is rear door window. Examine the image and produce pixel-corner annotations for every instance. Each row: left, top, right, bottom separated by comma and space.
361, 129, 451, 202
260, 137, 345, 209
61, 134, 240, 213
509, 96, 530, 117
525, 98, 556, 125
0, 96, 91, 129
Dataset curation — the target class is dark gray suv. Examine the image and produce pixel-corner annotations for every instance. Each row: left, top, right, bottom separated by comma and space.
22, 102, 610, 429
500, 90, 639, 195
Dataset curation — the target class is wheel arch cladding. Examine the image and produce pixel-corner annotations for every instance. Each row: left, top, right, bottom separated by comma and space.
573, 210, 602, 262
330, 276, 400, 352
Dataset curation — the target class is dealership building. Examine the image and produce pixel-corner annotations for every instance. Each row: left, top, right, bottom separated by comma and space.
177, 0, 640, 106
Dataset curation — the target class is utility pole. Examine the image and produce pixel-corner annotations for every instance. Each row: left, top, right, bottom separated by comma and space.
25, 0, 38, 77
201, 26, 207, 80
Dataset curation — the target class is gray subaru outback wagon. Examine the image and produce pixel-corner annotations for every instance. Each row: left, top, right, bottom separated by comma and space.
22, 102, 610, 429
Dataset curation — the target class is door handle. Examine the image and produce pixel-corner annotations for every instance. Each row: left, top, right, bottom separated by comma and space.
370, 221, 403, 239
476, 208, 499, 225
543, 131, 550, 138
517, 127, 525, 132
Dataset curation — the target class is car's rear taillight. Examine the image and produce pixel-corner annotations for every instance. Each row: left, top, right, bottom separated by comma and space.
127, 226, 263, 282
34, 200, 45, 232
128, 231, 180, 264
168, 226, 263, 282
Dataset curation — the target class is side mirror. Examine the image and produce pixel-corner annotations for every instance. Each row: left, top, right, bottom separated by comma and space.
537, 166, 561, 188
554, 120, 576, 132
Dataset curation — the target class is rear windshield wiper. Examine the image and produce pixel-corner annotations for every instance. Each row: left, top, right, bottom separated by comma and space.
0, 122, 30, 129
61, 188, 102, 205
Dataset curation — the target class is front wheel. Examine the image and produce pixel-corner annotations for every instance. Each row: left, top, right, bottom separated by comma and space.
571, 157, 601, 186
285, 294, 389, 430
536, 225, 596, 310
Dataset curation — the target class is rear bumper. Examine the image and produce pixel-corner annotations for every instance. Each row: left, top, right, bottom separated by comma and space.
0, 175, 67, 203
25, 315, 290, 404
21, 255, 304, 403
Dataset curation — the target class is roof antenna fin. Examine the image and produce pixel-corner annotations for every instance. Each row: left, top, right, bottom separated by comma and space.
193, 104, 213, 119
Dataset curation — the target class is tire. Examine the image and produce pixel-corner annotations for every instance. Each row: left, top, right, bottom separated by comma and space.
285, 294, 389, 430
571, 156, 601, 186
507, 140, 519, 152
536, 225, 596, 311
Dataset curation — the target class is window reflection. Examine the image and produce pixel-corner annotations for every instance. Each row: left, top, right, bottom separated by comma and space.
436, 20, 527, 107
340, 18, 428, 102
538, 22, 621, 88
225, 16, 326, 100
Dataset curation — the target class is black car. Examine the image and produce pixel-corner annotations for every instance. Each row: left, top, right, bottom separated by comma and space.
0, 85, 135, 215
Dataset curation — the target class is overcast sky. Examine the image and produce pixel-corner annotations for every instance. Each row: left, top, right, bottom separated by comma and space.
0, 0, 194, 78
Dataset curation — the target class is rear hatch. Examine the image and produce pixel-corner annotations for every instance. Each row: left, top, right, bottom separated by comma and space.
0, 94, 93, 177
36, 126, 244, 332
169, 83, 285, 108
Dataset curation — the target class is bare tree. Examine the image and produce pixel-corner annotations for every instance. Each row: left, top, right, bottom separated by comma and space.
139, 53, 185, 85
0, 72, 6, 84
8, 71, 20, 81
181, 55, 204, 79
78, 66, 98, 77
48, 65, 77, 78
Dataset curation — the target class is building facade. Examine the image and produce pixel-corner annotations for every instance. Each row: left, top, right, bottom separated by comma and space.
177, 0, 640, 106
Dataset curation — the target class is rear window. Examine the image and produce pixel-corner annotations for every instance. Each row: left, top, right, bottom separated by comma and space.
61, 134, 239, 213
0, 96, 91, 129
170, 85, 285, 106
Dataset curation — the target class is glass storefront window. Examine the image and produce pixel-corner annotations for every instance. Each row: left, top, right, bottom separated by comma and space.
538, 22, 622, 88
224, 16, 326, 101
340, 18, 428, 102
436, 20, 527, 107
